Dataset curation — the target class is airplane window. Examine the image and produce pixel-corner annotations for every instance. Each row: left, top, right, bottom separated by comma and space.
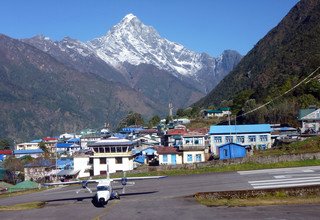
97, 186, 109, 191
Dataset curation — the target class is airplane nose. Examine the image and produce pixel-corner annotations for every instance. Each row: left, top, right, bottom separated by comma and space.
99, 198, 105, 204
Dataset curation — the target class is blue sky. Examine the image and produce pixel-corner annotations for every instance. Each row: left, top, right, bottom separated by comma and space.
1, 0, 298, 56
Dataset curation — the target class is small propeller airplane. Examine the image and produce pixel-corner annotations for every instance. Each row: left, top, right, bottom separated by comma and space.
44, 164, 166, 206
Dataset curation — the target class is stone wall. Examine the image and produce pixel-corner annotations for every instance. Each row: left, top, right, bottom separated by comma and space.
129, 152, 320, 174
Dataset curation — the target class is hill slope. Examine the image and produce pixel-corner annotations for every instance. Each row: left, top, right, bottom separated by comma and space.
0, 34, 159, 141
195, 0, 320, 125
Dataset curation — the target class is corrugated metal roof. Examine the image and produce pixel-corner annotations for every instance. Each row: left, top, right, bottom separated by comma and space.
56, 143, 73, 148
13, 149, 44, 154
209, 124, 271, 134
9, 180, 39, 192
0, 150, 13, 155
57, 169, 80, 176
25, 159, 54, 168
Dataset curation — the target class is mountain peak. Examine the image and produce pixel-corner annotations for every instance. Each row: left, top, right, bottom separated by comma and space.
122, 13, 137, 22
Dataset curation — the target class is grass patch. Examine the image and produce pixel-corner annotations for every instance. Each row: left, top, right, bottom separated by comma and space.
195, 195, 320, 207
195, 186, 320, 207
0, 187, 50, 199
254, 136, 320, 157
110, 159, 320, 178
0, 201, 45, 211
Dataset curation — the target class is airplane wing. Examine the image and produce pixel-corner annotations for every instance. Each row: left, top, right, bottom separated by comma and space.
111, 175, 166, 181
43, 179, 99, 186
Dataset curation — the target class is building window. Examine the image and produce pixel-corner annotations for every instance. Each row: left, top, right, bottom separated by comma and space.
100, 158, 106, 164
115, 157, 122, 164
260, 135, 268, 142
100, 171, 107, 175
163, 155, 168, 163
185, 138, 193, 144
214, 136, 222, 143
248, 135, 256, 142
187, 154, 193, 162
225, 136, 233, 143
258, 144, 267, 150
236, 136, 245, 143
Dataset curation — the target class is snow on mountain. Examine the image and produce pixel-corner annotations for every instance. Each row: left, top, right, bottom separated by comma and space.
88, 14, 205, 76
23, 14, 241, 93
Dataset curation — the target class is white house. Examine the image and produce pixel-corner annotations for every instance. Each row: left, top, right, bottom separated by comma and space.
155, 146, 183, 165
298, 107, 320, 134
209, 124, 272, 155
80, 134, 102, 149
180, 132, 207, 163
16, 142, 39, 150
87, 137, 136, 175
73, 156, 91, 178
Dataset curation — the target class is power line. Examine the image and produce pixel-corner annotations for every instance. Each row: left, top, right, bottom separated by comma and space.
239, 66, 320, 118
213, 66, 320, 125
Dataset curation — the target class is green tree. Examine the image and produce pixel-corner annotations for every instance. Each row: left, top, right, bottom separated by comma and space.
117, 112, 145, 129
3, 156, 24, 184
0, 139, 13, 149
148, 115, 160, 128
39, 142, 50, 158
176, 108, 185, 117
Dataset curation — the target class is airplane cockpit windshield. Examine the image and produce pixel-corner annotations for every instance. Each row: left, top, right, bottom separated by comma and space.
97, 185, 109, 191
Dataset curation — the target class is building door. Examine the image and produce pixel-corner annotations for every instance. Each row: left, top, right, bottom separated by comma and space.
171, 154, 176, 165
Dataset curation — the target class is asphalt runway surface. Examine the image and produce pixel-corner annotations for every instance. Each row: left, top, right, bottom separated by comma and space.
1, 166, 320, 220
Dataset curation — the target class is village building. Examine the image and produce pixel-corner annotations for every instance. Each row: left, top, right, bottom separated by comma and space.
155, 146, 183, 165
42, 137, 58, 153
16, 142, 40, 150
218, 143, 247, 160
14, 149, 44, 158
180, 132, 207, 163
203, 107, 231, 118
87, 137, 137, 175
24, 159, 55, 182
298, 106, 320, 134
209, 124, 272, 155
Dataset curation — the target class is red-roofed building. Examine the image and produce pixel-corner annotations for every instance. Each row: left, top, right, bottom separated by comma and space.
164, 128, 188, 147
0, 150, 13, 161
42, 137, 58, 153
154, 146, 182, 165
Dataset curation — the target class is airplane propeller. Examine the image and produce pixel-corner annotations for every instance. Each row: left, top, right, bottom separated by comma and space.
76, 179, 92, 194
120, 172, 135, 194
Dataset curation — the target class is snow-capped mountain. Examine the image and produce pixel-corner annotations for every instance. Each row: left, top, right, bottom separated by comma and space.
89, 14, 204, 76
23, 13, 241, 97
88, 14, 242, 92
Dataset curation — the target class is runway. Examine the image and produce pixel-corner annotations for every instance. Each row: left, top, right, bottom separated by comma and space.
1, 166, 320, 220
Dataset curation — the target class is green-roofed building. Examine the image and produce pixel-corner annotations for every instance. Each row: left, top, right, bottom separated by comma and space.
298, 106, 320, 134
8, 180, 40, 192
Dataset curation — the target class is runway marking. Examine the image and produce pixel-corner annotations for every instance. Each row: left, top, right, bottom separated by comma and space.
238, 168, 316, 175
248, 176, 320, 189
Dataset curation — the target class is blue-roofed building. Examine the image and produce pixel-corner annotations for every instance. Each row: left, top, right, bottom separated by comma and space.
56, 142, 80, 155
133, 147, 157, 164
30, 139, 43, 143
13, 149, 44, 158
219, 143, 246, 160
209, 124, 272, 155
